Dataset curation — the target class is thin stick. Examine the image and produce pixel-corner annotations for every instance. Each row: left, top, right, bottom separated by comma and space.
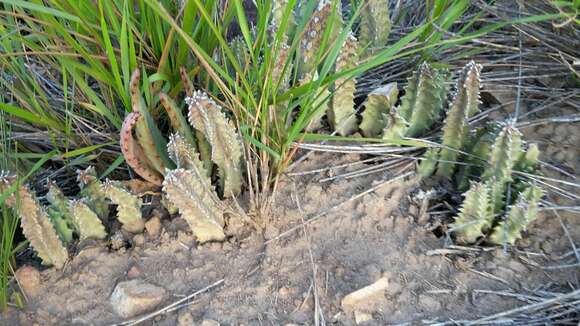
112, 279, 225, 326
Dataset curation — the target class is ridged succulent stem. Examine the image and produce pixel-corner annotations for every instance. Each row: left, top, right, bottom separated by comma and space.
180, 67, 213, 174
129, 69, 168, 175
120, 112, 164, 185
329, 32, 359, 136
1, 173, 68, 268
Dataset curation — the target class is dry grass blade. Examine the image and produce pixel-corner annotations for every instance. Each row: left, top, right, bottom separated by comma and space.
465, 289, 580, 325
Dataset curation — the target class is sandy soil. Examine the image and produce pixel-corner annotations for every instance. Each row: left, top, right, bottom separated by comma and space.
4, 143, 578, 326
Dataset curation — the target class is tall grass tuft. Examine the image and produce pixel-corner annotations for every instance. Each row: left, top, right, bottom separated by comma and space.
0, 0, 235, 174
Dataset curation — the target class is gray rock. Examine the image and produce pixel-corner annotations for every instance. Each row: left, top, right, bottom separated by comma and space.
110, 279, 167, 318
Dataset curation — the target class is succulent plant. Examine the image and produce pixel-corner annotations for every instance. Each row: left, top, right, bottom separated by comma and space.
450, 181, 493, 243
398, 62, 449, 138
481, 123, 522, 213
46, 208, 74, 244
359, 0, 391, 56
102, 180, 144, 233
186, 91, 243, 197
455, 126, 495, 190
120, 111, 165, 185
167, 133, 208, 173
46, 181, 75, 243
179, 67, 213, 174
163, 168, 226, 243
77, 166, 109, 220
329, 32, 359, 136
515, 143, 540, 174
129, 69, 173, 175
271, 43, 293, 92
448, 124, 542, 245
489, 184, 543, 245
301, 72, 331, 132
436, 61, 482, 178
360, 82, 399, 137
69, 200, 107, 240
1, 173, 68, 268
271, 0, 296, 40
418, 147, 440, 177
300, 0, 342, 75
381, 108, 408, 142
158, 92, 197, 149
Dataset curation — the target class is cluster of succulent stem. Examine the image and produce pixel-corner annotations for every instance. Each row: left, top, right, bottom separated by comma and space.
270, 0, 393, 135
1, 173, 68, 269
0, 167, 147, 268
401, 60, 545, 245
119, 68, 244, 242
122, 68, 242, 199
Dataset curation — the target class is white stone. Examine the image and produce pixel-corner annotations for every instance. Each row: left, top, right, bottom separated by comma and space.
110, 279, 166, 318
354, 310, 373, 324
341, 277, 389, 309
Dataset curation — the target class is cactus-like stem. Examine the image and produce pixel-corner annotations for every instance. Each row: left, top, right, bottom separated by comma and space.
515, 143, 540, 173
481, 124, 522, 213
187, 91, 243, 197
130, 69, 171, 175
77, 166, 109, 220
69, 200, 107, 240
47, 208, 74, 244
272, 43, 293, 127
229, 36, 252, 70
418, 148, 440, 177
300, 0, 342, 75
482, 124, 522, 182
301, 72, 331, 132
46, 182, 70, 218
437, 61, 482, 178
163, 169, 226, 243
401, 63, 449, 138
271, 0, 295, 40
180, 67, 213, 174
1, 173, 68, 268
359, 0, 391, 57
451, 181, 493, 243
103, 180, 144, 233
167, 133, 209, 176
329, 32, 359, 136
360, 82, 399, 137
360, 1, 390, 45
489, 185, 543, 245
381, 109, 408, 142
158, 92, 196, 147
272, 43, 293, 92
46, 181, 75, 242
455, 126, 494, 191
120, 112, 164, 185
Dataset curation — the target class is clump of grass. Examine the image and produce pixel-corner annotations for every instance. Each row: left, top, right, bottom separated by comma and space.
0, 0, 236, 174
